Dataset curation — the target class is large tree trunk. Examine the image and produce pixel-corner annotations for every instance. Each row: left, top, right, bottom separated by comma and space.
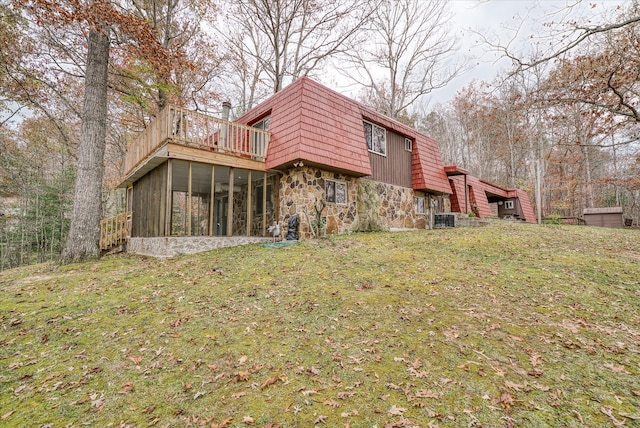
62, 28, 110, 263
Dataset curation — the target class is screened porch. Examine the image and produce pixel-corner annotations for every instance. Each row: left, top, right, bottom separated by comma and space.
128, 159, 279, 239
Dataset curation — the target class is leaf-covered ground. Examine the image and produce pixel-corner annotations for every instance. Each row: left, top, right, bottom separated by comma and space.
1, 222, 639, 427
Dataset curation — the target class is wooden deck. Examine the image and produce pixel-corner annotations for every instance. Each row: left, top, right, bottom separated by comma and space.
124, 106, 271, 178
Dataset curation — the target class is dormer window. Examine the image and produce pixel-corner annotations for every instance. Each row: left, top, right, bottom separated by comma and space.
363, 121, 386, 156
252, 116, 270, 130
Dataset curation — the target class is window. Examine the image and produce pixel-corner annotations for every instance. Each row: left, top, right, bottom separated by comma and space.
252, 116, 270, 130
405, 138, 413, 152
363, 121, 386, 156
414, 196, 426, 214
326, 179, 347, 205
504, 200, 514, 210
254, 184, 273, 214
250, 116, 270, 155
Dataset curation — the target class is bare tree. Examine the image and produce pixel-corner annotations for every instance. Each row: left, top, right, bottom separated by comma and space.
217, 17, 273, 114
218, 0, 371, 113
341, 0, 462, 119
488, 1, 640, 127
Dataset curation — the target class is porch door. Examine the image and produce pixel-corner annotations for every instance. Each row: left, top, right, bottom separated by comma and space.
215, 195, 228, 236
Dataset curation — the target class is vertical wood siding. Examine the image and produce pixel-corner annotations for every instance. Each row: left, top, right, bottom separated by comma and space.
132, 162, 167, 237
367, 129, 412, 188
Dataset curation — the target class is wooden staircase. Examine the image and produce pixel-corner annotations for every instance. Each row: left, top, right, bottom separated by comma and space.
100, 211, 132, 251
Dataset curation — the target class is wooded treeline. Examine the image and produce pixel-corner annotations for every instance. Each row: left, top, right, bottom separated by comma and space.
0, 0, 638, 268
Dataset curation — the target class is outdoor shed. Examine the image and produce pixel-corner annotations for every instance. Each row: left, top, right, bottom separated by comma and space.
582, 207, 623, 228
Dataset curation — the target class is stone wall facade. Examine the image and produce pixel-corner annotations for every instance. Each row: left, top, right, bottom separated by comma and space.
355, 179, 429, 231
278, 166, 358, 238
276, 167, 435, 239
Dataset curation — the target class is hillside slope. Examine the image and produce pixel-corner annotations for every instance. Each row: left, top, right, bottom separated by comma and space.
1, 223, 639, 426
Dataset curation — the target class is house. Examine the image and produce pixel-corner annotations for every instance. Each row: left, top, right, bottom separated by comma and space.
108, 77, 535, 255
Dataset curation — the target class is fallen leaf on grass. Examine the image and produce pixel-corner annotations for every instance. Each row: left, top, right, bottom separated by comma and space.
604, 363, 630, 374
494, 392, 514, 409
118, 382, 135, 394
260, 375, 280, 390
314, 415, 327, 424
415, 389, 438, 399
308, 366, 321, 375
337, 391, 356, 399
13, 385, 27, 396
128, 355, 143, 365
1, 411, 14, 420
388, 405, 406, 416
90, 396, 105, 412
211, 416, 233, 428
572, 410, 584, 424
301, 388, 318, 396
601, 407, 625, 426
619, 411, 640, 421
324, 399, 341, 408
233, 370, 250, 382
242, 415, 255, 425
504, 381, 524, 391
527, 368, 544, 378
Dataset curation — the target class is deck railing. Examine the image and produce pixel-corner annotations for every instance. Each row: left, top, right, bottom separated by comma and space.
124, 106, 271, 175
100, 211, 132, 250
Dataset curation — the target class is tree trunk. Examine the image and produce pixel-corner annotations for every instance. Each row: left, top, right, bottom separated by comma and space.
62, 28, 110, 263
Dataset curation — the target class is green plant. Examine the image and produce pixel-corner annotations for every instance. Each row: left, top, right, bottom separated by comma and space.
311, 198, 327, 237
544, 214, 563, 225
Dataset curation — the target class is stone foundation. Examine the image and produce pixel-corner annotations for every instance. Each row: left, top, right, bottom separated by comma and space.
127, 236, 272, 258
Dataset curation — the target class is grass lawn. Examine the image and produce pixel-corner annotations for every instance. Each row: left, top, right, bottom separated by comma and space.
1, 222, 639, 427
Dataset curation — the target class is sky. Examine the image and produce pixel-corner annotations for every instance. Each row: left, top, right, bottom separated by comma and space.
422, 0, 629, 106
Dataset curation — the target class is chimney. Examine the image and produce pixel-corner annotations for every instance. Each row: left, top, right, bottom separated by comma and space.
222, 101, 231, 121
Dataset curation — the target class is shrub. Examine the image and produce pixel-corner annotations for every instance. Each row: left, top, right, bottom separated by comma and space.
544, 214, 563, 225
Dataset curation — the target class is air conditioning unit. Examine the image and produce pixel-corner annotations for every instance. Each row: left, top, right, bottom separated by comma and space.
434, 214, 455, 228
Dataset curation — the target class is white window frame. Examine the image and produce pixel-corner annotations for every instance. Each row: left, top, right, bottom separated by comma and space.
504, 200, 514, 210
252, 116, 270, 130
414, 196, 426, 214
325, 179, 347, 206
405, 138, 413, 152
363, 121, 387, 156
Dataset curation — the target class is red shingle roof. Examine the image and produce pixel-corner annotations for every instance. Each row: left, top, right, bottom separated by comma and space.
449, 175, 536, 222
513, 189, 536, 223
235, 77, 451, 194
236, 77, 371, 176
